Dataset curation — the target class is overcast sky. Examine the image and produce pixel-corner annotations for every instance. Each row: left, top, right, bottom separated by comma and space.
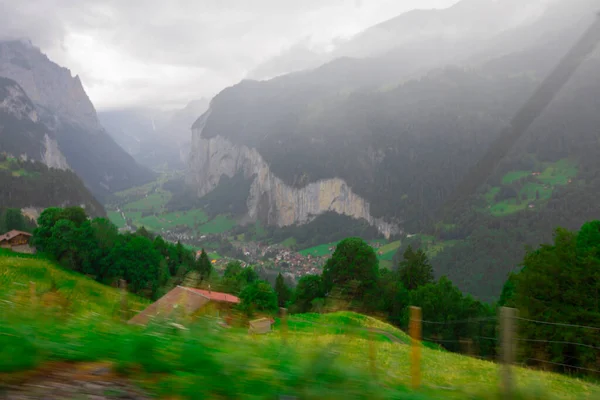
0, 0, 460, 110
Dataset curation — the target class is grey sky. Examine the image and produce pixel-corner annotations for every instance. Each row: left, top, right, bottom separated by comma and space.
0, 0, 460, 110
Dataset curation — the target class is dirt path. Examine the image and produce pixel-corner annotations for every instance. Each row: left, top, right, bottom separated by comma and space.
0, 363, 150, 400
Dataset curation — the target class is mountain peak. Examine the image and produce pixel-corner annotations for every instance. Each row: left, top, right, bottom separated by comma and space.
0, 40, 99, 128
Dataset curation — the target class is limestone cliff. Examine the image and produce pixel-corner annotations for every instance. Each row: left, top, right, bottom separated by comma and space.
0, 40, 154, 199
188, 109, 401, 238
0, 76, 69, 170
0, 40, 99, 129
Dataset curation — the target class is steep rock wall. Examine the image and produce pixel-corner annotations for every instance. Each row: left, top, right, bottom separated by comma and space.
188, 110, 400, 238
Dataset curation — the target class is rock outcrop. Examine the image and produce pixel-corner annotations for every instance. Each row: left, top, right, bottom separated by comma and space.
188, 110, 400, 238
0, 76, 69, 170
0, 39, 99, 128
0, 40, 154, 199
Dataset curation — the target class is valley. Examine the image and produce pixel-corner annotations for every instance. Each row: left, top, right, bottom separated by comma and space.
2, 1, 600, 398
105, 174, 404, 278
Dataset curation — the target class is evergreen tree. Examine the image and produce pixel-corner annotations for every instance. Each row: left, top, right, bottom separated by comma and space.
322, 237, 379, 300
274, 272, 291, 308
239, 280, 278, 316
509, 223, 600, 373
291, 274, 324, 313
196, 248, 212, 281
398, 245, 434, 290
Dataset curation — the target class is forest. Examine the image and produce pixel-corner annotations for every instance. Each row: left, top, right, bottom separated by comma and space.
30, 206, 600, 378
0, 154, 105, 217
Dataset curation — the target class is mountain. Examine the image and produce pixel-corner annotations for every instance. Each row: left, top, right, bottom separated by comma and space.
0, 76, 104, 216
99, 98, 209, 171
187, 0, 600, 300
249, 0, 552, 80
0, 40, 154, 200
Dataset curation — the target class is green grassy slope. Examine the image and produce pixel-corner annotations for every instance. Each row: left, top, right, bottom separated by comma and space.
0, 253, 597, 399
106, 177, 237, 235
484, 159, 578, 217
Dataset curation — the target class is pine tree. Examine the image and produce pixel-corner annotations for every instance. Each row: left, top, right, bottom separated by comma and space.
274, 272, 291, 308
196, 248, 212, 281
398, 245, 434, 291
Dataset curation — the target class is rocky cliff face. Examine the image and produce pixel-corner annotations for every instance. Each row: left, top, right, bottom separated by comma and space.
0, 76, 69, 170
188, 110, 400, 238
0, 40, 154, 199
0, 40, 98, 128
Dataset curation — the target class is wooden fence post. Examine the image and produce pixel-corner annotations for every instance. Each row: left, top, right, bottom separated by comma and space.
499, 307, 517, 398
410, 306, 422, 389
280, 307, 288, 344
119, 279, 127, 321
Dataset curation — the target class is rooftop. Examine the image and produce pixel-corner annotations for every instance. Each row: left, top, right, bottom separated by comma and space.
180, 286, 240, 304
0, 230, 32, 242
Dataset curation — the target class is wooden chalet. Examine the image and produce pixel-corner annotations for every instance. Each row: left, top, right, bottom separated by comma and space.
0, 230, 34, 253
128, 286, 240, 325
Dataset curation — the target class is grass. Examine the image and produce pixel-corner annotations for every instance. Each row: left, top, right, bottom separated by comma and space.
280, 237, 297, 248
197, 215, 237, 234
299, 242, 337, 257
137, 209, 210, 231
0, 250, 149, 318
122, 192, 171, 212
537, 159, 578, 185
502, 170, 532, 184
2, 252, 599, 399
486, 159, 578, 217
378, 240, 402, 261
107, 211, 126, 229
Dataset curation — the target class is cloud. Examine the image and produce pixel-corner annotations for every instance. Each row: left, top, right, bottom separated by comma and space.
0, 0, 460, 109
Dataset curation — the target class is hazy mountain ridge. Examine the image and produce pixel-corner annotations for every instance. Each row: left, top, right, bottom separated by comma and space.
99, 98, 209, 171
188, 0, 599, 228
0, 40, 154, 199
186, 0, 600, 300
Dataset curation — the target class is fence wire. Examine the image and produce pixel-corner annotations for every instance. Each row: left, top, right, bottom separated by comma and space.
514, 316, 600, 331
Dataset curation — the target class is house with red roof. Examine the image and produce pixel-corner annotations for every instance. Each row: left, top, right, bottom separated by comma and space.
128, 285, 240, 325
0, 230, 34, 254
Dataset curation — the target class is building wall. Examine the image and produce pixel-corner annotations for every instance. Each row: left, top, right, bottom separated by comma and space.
12, 244, 35, 254
8, 235, 30, 246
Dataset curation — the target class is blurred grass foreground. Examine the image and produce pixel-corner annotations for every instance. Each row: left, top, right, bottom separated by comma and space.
1, 250, 600, 399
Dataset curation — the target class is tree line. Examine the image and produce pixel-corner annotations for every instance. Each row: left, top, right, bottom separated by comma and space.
32, 207, 211, 299
27, 206, 600, 377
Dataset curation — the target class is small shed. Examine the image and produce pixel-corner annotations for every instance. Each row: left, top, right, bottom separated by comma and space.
248, 317, 275, 334
0, 230, 34, 253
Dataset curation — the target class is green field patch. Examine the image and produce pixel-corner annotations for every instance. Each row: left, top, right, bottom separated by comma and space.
520, 182, 552, 201
107, 211, 126, 229
122, 191, 171, 212
486, 159, 578, 217
280, 237, 297, 248
137, 209, 210, 231
11, 168, 38, 178
197, 215, 237, 234
378, 240, 401, 255
299, 242, 337, 257
123, 211, 142, 221
537, 158, 578, 185
489, 200, 528, 217
484, 186, 501, 204
502, 170, 531, 184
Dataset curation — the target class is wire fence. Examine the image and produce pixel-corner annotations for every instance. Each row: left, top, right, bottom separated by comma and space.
279, 306, 600, 396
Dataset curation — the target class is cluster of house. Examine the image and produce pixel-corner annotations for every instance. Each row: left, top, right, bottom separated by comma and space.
0, 230, 34, 254
235, 243, 324, 277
